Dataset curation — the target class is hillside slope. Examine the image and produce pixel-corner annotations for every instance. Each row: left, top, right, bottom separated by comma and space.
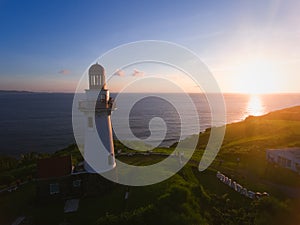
194, 106, 300, 194
197, 105, 300, 153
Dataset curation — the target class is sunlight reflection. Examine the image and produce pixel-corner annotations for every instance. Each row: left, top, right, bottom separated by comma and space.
247, 95, 265, 116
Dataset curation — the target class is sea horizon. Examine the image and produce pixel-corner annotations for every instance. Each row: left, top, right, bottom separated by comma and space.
1, 92, 300, 156
1, 89, 300, 95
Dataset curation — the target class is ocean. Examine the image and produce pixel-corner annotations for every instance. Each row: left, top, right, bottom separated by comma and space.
1, 92, 300, 156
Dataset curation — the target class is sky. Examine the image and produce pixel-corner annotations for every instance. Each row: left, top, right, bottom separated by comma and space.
0, 0, 300, 93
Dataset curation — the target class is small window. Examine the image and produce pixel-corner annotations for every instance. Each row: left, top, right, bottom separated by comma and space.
277, 156, 281, 164
108, 153, 115, 165
73, 179, 81, 187
100, 94, 106, 102
50, 183, 60, 195
296, 163, 300, 172
287, 160, 292, 168
88, 117, 93, 128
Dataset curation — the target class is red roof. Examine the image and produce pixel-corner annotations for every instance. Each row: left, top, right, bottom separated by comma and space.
37, 155, 72, 179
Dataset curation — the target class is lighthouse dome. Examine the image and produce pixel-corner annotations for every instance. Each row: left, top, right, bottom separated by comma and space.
89, 63, 104, 75
88, 63, 106, 89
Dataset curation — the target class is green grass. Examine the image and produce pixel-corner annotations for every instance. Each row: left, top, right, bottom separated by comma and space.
30, 199, 65, 225
0, 156, 296, 225
0, 182, 35, 225
117, 154, 167, 166
68, 186, 126, 225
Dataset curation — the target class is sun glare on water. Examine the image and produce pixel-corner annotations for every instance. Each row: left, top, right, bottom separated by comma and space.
246, 94, 265, 116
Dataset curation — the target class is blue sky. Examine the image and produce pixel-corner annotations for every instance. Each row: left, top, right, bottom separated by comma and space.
0, 0, 300, 93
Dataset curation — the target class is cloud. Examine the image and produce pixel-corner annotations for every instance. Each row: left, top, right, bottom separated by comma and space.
114, 69, 125, 77
58, 69, 70, 75
132, 69, 145, 77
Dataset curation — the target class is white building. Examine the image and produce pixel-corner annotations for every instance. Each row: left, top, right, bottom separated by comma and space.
79, 63, 116, 173
266, 148, 300, 173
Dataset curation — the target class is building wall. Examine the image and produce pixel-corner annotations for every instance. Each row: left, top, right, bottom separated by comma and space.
266, 150, 300, 173
36, 172, 115, 200
83, 89, 116, 174
36, 174, 86, 200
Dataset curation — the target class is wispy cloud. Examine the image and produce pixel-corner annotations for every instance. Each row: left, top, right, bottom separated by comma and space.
58, 69, 70, 75
132, 69, 145, 77
114, 69, 125, 77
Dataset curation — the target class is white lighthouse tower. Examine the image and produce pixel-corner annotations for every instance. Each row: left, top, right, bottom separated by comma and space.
79, 63, 116, 173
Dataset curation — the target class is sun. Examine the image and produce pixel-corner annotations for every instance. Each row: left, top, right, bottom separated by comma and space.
234, 58, 280, 94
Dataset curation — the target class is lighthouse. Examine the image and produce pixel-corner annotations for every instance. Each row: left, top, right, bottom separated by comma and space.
79, 63, 116, 173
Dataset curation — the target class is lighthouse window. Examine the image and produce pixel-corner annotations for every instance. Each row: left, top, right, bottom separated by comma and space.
100, 94, 106, 102
287, 160, 291, 168
108, 153, 115, 165
88, 117, 93, 128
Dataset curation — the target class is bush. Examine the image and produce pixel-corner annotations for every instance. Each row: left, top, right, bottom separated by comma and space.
96, 205, 154, 225
0, 174, 15, 186
0, 156, 17, 172
251, 197, 290, 225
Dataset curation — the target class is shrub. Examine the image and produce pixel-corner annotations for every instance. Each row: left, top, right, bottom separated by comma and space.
0, 174, 15, 186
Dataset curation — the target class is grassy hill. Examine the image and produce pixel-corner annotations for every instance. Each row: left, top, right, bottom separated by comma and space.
193, 106, 300, 193
198, 106, 300, 152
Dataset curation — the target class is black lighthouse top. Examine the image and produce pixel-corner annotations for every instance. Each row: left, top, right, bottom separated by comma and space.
88, 63, 106, 90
